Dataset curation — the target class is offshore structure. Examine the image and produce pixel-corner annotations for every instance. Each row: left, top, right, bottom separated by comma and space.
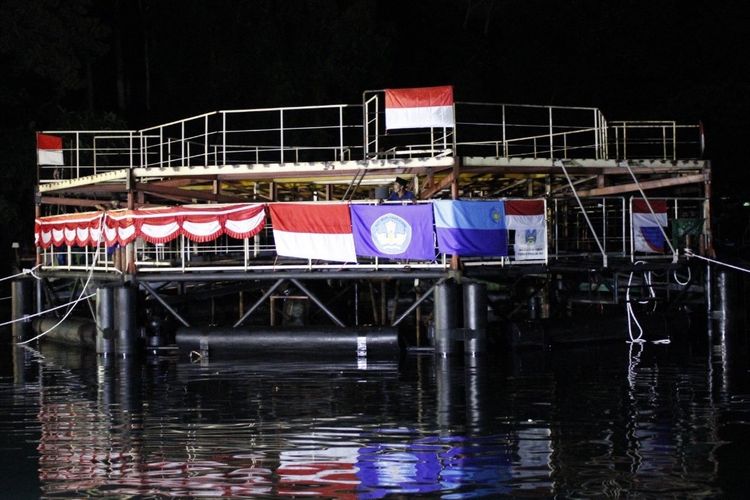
13, 86, 710, 356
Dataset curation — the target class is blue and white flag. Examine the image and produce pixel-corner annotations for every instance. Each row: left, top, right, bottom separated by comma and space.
433, 200, 507, 256
350, 204, 435, 260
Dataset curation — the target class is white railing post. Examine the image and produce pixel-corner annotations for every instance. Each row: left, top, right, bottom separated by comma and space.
181, 121, 185, 167
279, 109, 284, 164
339, 106, 344, 161
548, 107, 553, 158
222, 111, 227, 166
204, 115, 209, 166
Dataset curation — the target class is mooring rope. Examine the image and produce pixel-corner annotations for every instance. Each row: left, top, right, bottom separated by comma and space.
684, 249, 750, 274
15, 213, 106, 346
0, 265, 42, 283
626, 261, 670, 345
0, 293, 97, 328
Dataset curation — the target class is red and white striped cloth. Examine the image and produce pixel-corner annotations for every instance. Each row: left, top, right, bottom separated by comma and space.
384, 85, 455, 130
35, 203, 266, 248
37, 133, 64, 166
268, 203, 356, 262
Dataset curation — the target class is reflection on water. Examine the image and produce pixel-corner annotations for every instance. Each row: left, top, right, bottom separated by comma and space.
1, 330, 749, 498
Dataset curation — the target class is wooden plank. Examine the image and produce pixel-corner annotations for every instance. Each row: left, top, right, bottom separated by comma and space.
575, 173, 706, 197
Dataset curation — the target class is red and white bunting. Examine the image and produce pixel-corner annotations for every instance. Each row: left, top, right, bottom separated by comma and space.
35, 203, 266, 248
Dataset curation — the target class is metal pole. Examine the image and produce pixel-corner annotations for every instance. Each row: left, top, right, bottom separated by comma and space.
290, 278, 345, 327
139, 281, 190, 328
392, 280, 443, 326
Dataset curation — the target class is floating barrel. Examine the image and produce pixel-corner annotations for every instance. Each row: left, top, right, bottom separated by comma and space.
176, 326, 400, 359
32, 317, 97, 348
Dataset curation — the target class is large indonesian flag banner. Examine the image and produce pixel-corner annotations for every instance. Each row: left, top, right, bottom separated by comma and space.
632, 199, 668, 253
350, 204, 435, 260
433, 200, 507, 256
506, 199, 546, 261
384, 85, 455, 130
37, 133, 64, 165
35, 204, 266, 248
268, 203, 356, 262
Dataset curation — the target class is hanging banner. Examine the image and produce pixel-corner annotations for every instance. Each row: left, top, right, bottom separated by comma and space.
268, 203, 356, 262
433, 200, 507, 256
506, 200, 546, 261
350, 204, 435, 260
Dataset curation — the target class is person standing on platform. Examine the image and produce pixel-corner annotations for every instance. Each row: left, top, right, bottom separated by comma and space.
388, 177, 415, 201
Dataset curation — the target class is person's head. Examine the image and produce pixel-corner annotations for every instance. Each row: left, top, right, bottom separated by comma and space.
393, 177, 409, 193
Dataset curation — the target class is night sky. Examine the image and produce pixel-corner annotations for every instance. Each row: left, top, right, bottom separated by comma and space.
1, 0, 749, 264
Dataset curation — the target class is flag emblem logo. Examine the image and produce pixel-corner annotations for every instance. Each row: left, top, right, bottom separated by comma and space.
371, 213, 412, 254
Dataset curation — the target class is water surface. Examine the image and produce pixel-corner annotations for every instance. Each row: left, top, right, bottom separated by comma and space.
1, 328, 749, 498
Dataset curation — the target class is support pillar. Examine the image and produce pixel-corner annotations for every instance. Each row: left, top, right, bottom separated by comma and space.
434, 281, 459, 356
114, 285, 137, 356
463, 282, 487, 357
11, 278, 34, 342
96, 286, 115, 355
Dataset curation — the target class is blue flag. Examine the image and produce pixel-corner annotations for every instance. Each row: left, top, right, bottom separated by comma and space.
350, 204, 435, 260
433, 200, 507, 256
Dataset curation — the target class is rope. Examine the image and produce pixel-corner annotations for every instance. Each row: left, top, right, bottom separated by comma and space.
0, 293, 96, 327
673, 265, 692, 286
16, 213, 106, 346
684, 249, 750, 274
0, 265, 42, 283
625, 261, 670, 345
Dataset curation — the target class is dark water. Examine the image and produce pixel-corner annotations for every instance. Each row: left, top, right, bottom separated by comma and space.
1, 326, 750, 499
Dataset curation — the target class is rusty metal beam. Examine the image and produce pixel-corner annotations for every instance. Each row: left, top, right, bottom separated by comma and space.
575, 173, 705, 197
419, 171, 456, 199
135, 182, 248, 203
40, 196, 114, 208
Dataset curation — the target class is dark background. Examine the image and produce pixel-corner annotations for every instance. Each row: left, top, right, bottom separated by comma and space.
1, 0, 749, 268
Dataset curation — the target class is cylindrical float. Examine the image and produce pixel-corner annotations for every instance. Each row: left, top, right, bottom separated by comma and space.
463, 281, 488, 356
32, 317, 97, 347
434, 281, 459, 356
96, 286, 115, 355
11, 278, 34, 342
176, 326, 400, 359
114, 285, 138, 355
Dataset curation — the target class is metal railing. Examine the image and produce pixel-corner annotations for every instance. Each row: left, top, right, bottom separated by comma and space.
37, 101, 704, 184
550, 196, 707, 262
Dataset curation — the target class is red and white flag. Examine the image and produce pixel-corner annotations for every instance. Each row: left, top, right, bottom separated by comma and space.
268, 203, 356, 262
384, 85, 455, 130
37, 133, 64, 165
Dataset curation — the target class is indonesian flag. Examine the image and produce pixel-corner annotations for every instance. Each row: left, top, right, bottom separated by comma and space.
506, 200, 546, 261
268, 203, 356, 262
37, 133, 64, 165
632, 199, 668, 253
384, 85, 455, 130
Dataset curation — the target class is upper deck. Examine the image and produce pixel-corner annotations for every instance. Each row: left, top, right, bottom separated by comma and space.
36, 93, 706, 200
33, 88, 710, 276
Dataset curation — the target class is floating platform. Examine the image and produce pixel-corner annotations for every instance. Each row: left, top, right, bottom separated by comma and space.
13, 86, 712, 355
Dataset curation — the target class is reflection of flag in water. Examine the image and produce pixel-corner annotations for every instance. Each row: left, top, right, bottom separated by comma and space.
269, 203, 356, 262
351, 204, 434, 260
632, 199, 668, 253
384, 86, 455, 130
506, 200, 546, 261
433, 200, 507, 256
37, 133, 64, 165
